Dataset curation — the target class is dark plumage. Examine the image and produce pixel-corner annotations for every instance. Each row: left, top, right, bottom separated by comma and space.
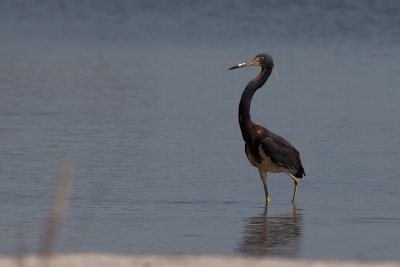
229, 53, 305, 204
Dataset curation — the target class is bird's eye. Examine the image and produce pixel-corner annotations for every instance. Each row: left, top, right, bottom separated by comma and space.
259, 57, 264, 61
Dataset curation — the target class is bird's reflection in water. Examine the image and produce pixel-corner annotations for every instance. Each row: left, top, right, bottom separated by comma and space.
236, 205, 302, 257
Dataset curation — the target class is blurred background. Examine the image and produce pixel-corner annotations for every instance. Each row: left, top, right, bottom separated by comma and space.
0, 0, 399, 260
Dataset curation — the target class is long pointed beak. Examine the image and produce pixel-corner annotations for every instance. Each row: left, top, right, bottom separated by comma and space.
228, 59, 259, 70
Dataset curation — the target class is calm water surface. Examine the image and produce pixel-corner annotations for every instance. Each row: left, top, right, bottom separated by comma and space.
0, 1, 399, 260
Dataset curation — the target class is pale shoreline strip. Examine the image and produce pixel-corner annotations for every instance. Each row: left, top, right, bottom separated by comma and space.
0, 254, 399, 267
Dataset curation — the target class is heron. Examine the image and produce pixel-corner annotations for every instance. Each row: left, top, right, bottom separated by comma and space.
229, 53, 305, 204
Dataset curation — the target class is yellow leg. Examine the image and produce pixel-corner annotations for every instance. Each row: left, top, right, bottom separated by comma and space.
289, 174, 299, 204
258, 169, 270, 204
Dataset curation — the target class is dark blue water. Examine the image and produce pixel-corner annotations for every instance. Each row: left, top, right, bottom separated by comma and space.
0, 1, 399, 260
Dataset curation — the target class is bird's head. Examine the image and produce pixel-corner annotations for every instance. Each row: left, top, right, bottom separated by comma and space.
229, 53, 274, 70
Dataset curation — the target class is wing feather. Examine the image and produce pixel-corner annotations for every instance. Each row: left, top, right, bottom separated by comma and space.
261, 133, 305, 178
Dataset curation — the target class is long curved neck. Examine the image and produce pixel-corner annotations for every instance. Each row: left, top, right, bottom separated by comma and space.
238, 67, 272, 141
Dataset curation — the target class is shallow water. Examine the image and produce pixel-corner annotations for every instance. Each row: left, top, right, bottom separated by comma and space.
0, 1, 400, 260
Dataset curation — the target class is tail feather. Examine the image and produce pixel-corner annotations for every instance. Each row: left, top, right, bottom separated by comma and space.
294, 166, 305, 179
